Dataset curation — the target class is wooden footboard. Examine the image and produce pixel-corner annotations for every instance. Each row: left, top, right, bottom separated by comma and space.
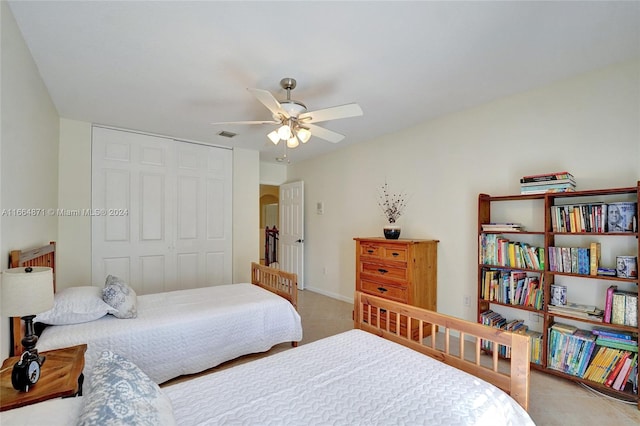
250, 262, 298, 310
354, 291, 530, 411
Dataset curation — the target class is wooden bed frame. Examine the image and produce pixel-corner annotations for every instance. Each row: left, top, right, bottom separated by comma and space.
9, 242, 298, 356
354, 291, 531, 410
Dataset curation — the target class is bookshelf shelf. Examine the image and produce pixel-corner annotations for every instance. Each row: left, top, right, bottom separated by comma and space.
477, 182, 640, 409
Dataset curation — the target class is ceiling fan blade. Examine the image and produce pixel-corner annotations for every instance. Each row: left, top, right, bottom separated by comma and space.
305, 123, 345, 143
298, 103, 363, 124
211, 120, 279, 125
247, 88, 286, 117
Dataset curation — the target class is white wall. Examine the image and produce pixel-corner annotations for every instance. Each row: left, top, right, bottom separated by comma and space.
1, 2, 60, 359
57, 119, 92, 287
233, 148, 260, 283
260, 161, 287, 185
288, 60, 640, 318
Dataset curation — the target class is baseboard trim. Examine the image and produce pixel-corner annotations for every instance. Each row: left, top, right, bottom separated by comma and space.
303, 286, 352, 304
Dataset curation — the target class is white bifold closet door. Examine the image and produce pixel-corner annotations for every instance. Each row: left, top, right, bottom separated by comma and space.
91, 126, 232, 294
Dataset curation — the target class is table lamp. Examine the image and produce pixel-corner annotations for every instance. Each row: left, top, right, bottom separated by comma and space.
1, 266, 54, 391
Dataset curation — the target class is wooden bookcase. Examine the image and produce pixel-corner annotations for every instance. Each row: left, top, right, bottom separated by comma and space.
477, 182, 640, 409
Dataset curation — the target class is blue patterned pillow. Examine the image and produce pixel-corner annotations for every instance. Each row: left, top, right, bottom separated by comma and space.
77, 351, 175, 426
103, 275, 137, 319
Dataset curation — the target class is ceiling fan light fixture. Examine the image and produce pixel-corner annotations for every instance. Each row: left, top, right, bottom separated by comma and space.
277, 124, 292, 140
287, 135, 299, 148
267, 131, 280, 145
296, 127, 311, 143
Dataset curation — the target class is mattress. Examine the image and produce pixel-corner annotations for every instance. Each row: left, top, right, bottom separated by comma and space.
165, 329, 534, 425
36, 283, 302, 384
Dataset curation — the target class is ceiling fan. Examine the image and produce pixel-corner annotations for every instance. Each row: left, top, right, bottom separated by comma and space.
212, 78, 363, 148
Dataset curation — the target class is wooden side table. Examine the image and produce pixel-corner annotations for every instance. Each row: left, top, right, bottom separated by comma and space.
0, 344, 87, 411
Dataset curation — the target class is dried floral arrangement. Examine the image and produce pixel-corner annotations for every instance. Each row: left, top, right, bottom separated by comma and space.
377, 182, 408, 224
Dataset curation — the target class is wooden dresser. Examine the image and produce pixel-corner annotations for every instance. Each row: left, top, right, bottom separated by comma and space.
354, 237, 438, 338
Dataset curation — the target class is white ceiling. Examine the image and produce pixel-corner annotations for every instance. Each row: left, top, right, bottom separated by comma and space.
8, 1, 640, 164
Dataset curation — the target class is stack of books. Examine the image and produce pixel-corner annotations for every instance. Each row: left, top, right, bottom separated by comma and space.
481, 223, 523, 232
585, 328, 638, 390
520, 172, 576, 195
547, 323, 596, 377
547, 301, 604, 321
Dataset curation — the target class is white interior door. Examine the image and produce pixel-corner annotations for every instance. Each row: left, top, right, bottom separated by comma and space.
91, 126, 232, 294
280, 181, 304, 289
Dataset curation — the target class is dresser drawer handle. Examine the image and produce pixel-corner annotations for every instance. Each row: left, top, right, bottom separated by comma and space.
391, 252, 399, 257
377, 268, 388, 274
377, 287, 388, 293
367, 249, 374, 254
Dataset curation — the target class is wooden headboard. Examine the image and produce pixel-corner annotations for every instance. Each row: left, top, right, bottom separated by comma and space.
354, 291, 531, 411
8, 241, 56, 356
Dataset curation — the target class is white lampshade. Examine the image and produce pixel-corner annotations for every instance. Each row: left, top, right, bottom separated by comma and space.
1, 267, 54, 317
296, 127, 311, 143
267, 131, 280, 145
277, 124, 292, 140
287, 135, 299, 148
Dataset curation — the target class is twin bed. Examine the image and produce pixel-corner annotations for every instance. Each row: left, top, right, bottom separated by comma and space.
3, 243, 534, 425
8, 242, 302, 384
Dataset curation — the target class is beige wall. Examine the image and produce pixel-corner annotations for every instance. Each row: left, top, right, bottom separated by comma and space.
1, 2, 60, 359
288, 60, 640, 317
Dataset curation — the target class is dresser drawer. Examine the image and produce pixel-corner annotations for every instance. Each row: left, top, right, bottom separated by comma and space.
360, 279, 408, 303
359, 243, 407, 262
360, 262, 407, 282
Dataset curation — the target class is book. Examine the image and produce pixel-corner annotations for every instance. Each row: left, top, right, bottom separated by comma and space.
520, 178, 576, 187
589, 242, 600, 276
596, 337, 638, 353
624, 292, 638, 327
550, 284, 567, 306
605, 351, 630, 387
613, 353, 637, 391
551, 322, 577, 334
591, 327, 636, 341
603, 285, 618, 323
520, 187, 576, 195
519, 182, 576, 192
611, 292, 627, 325
577, 248, 590, 275
520, 172, 575, 183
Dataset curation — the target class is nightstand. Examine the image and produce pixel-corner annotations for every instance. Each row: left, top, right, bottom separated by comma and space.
0, 344, 87, 411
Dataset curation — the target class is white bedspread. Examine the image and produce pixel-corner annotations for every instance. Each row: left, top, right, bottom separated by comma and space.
36, 283, 302, 384
1, 329, 533, 426
165, 329, 534, 426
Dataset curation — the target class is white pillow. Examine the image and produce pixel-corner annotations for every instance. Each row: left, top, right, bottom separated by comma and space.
35, 286, 115, 325
103, 275, 138, 319
77, 350, 175, 426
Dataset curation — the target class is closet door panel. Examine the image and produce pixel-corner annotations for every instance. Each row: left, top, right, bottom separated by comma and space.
92, 127, 232, 294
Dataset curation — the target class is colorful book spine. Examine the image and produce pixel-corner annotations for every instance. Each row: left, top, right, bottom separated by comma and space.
520, 172, 575, 183
624, 292, 638, 327
611, 292, 627, 325
592, 327, 634, 340
589, 242, 600, 276
603, 285, 618, 323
